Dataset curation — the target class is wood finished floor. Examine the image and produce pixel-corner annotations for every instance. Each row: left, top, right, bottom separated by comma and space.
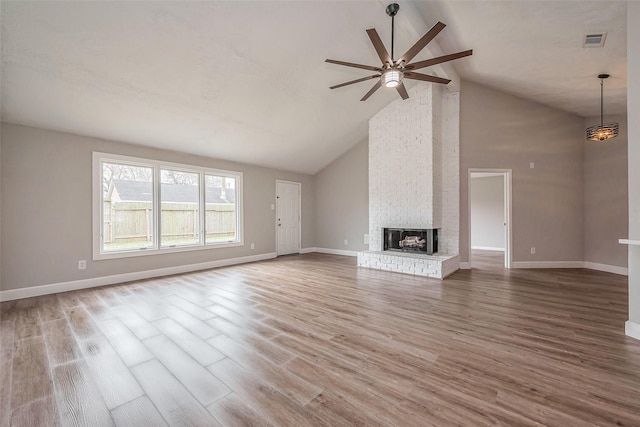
1, 253, 640, 426
470, 249, 505, 271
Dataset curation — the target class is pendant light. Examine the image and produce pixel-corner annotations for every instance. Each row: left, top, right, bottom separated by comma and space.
586, 74, 619, 141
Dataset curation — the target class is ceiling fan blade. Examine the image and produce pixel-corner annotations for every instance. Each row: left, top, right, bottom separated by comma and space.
329, 75, 380, 90
325, 59, 382, 72
405, 49, 473, 71
396, 84, 409, 100
398, 21, 446, 65
404, 72, 451, 85
366, 28, 392, 66
361, 80, 382, 101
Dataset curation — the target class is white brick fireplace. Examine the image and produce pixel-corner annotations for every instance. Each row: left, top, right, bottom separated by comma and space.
357, 84, 460, 279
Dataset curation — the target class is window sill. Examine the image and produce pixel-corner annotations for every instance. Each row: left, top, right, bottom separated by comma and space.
93, 241, 244, 261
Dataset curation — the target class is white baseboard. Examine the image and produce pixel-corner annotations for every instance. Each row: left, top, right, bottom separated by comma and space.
0, 252, 277, 302
313, 247, 358, 257
299, 247, 358, 257
471, 246, 505, 251
583, 262, 628, 276
459, 262, 471, 269
510, 260, 628, 276
626, 321, 640, 341
511, 261, 585, 269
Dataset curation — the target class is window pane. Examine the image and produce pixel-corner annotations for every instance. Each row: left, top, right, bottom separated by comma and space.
161, 169, 201, 246
102, 162, 154, 252
205, 175, 237, 243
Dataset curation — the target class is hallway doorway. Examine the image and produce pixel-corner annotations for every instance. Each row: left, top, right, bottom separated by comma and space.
468, 169, 512, 269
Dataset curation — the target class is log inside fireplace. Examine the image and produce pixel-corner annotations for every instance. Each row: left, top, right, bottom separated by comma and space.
383, 228, 438, 255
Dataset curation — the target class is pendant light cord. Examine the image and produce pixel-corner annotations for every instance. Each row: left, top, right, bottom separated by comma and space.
600, 77, 604, 127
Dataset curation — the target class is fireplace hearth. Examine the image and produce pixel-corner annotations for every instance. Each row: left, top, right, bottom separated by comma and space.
383, 228, 438, 255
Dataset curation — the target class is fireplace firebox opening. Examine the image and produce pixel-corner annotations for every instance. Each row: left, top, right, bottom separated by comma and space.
383, 228, 438, 255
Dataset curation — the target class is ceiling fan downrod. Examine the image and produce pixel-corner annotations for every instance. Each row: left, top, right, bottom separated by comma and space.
386, 3, 399, 63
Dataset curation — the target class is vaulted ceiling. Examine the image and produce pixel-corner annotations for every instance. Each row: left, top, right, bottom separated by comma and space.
417, 1, 627, 118
0, 1, 627, 174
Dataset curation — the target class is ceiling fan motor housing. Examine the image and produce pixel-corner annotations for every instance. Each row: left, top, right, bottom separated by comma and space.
386, 3, 399, 17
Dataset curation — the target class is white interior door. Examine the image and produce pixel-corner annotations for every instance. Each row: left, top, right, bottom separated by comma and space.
276, 180, 300, 255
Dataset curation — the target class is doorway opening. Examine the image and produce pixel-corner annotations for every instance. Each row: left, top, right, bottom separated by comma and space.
276, 180, 301, 256
468, 169, 512, 269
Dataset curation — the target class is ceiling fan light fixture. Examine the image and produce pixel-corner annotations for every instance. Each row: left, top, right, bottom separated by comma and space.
382, 69, 403, 88
586, 74, 618, 141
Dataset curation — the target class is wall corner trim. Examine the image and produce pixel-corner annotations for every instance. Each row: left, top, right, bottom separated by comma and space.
0, 252, 277, 302
626, 321, 640, 341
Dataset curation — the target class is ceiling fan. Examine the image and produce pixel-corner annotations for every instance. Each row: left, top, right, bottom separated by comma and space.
326, 3, 473, 101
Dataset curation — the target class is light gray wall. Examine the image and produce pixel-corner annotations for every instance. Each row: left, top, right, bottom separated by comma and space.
470, 176, 504, 250
0, 128, 2, 291
313, 139, 368, 252
460, 80, 585, 264
583, 114, 628, 268
628, 2, 640, 325
0, 123, 315, 291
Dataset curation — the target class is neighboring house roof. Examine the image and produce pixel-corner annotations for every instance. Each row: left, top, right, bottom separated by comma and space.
110, 179, 234, 204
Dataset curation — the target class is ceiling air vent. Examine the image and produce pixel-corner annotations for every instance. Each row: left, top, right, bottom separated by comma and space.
583, 33, 607, 48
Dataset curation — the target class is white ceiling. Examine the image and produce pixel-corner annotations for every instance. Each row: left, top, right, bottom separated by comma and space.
417, 0, 627, 118
0, 1, 627, 174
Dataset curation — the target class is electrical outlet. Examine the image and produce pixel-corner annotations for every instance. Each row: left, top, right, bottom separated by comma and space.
530, 247, 536, 255
250, 243, 255, 250
344, 239, 348, 246
530, 162, 535, 169
78, 260, 86, 270
364, 234, 370, 245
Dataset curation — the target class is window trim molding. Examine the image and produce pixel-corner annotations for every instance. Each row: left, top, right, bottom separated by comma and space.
92, 152, 244, 261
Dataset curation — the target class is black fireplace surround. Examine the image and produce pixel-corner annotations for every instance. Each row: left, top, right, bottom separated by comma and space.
383, 228, 438, 255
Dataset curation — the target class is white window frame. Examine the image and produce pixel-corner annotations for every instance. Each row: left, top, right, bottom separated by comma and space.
159, 165, 204, 249
203, 170, 242, 246
93, 152, 243, 260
